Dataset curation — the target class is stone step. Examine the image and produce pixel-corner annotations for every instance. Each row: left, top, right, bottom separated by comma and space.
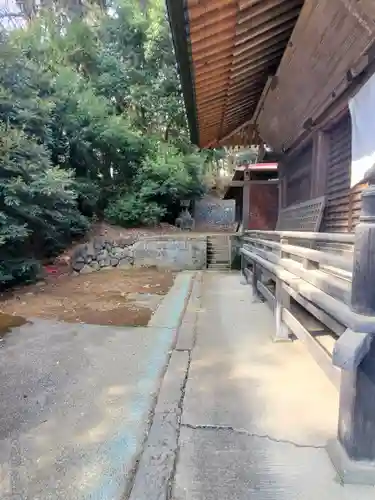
206, 236, 230, 270
207, 240, 229, 245
207, 266, 231, 270
208, 258, 229, 262
207, 259, 230, 264
207, 247, 229, 252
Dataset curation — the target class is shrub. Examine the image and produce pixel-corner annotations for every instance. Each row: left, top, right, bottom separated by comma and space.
104, 193, 166, 227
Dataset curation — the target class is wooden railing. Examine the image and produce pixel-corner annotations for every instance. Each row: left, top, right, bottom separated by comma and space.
237, 230, 358, 388
236, 185, 375, 484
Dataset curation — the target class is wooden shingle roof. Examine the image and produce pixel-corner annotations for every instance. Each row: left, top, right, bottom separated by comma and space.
167, 0, 304, 148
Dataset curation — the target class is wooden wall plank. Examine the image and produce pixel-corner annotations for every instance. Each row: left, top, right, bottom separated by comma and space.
258, 0, 373, 152
284, 144, 313, 206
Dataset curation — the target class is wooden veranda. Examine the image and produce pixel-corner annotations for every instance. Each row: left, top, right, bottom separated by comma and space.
167, 0, 375, 485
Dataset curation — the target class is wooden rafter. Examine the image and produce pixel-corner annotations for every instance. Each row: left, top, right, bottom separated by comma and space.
168, 0, 304, 147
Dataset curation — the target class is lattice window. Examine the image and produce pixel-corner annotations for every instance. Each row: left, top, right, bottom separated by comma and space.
276, 196, 326, 232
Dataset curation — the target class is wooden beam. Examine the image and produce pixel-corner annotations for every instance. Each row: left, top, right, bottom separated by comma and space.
199, 112, 223, 123
239, 0, 302, 25
223, 120, 253, 133
196, 69, 231, 84
196, 81, 228, 95
195, 49, 235, 69
224, 115, 253, 129
226, 87, 260, 101
242, 166, 251, 229
226, 92, 260, 107
198, 111, 223, 123
232, 32, 290, 68
337, 0, 375, 34
235, 12, 297, 48
227, 81, 259, 96
218, 122, 256, 144
359, 0, 375, 21
198, 103, 226, 116
199, 106, 223, 116
199, 111, 222, 122
196, 70, 231, 86
196, 78, 229, 93
190, 19, 235, 44
200, 121, 221, 130
229, 179, 279, 187
198, 96, 226, 108
190, 4, 236, 33
311, 130, 329, 198
199, 104, 224, 115
234, 19, 295, 57
193, 39, 234, 63
195, 59, 233, 77
197, 95, 227, 107
224, 102, 257, 119
237, 0, 302, 37
224, 102, 257, 117
227, 83, 261, 97
196, 91, 227, 103
188, 0, 234, 21
251, 75, 274, 124
230, 52, 283, 80
196, 89, 228, 103
224, 105, 253, 119
193, 28, 233, 54
232, 46, 285, 74
228, 67, 274, 91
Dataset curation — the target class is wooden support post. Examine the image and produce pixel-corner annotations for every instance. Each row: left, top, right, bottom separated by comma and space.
311, 131, 329, 198
274, 279, 291, 341
242, 167, 250, 230
328, 185, 375, 484
251, 262, 263, 303
278, 161, 287, 210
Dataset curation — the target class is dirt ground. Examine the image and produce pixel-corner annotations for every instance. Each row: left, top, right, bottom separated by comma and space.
0, 268, 175, 331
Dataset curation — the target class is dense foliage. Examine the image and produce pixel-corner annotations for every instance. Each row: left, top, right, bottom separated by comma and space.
0, 0, 208, 287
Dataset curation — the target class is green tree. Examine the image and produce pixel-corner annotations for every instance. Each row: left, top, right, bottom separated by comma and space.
0, 0, 208, 287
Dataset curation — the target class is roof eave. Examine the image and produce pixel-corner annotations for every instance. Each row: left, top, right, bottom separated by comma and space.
166, 0, 199, 146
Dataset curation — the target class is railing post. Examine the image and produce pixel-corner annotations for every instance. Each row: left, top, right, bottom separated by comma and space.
274, 235, 291, 340
328, 184, 375, 484
274, 279, 291, 341
242, 167, 251, 230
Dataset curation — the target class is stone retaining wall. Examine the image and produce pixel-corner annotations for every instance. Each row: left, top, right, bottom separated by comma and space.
72, 235, 207, 274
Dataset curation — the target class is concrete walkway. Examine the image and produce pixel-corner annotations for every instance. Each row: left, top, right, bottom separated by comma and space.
0, 273, 194, 500
3, 270, 375, 499
130, 271, 375, 500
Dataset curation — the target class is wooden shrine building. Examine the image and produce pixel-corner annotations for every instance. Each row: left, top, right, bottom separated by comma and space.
167, 0, 375, 486
224, 163, 279, 230
167, 0, 375, 233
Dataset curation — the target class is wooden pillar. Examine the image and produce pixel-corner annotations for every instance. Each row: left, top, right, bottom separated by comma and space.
311, 130, 329, 198
274, 237, 292, 340
242, 166, 251, 230
329, 184, 375, 484
274, 279, 291, 341
278, 161, 288, 209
